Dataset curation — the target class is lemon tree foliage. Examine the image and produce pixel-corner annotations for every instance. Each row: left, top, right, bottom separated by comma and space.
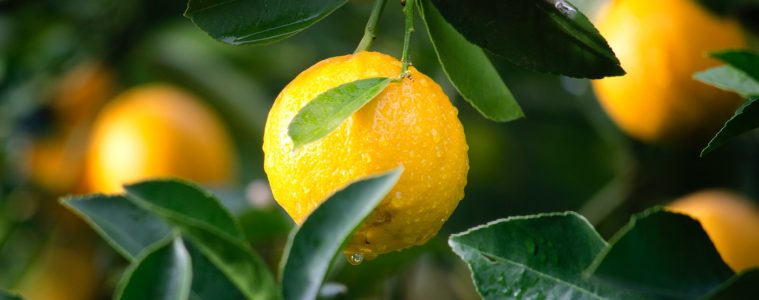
706, 269, 759, 299
586, 210, 733, 298
0, 290, 22, 300
694, 51, 759, 156
64, 175, 401, 300
115, 236, 192, 300
288, 77, 393, 148
63, 195, 172, 260
430, 0, 623, 79
451, 209, 755, 299
280, 168, 402, 300
417, 0, 523, 122
449, 212, 636, 299
184, 0, 348, 45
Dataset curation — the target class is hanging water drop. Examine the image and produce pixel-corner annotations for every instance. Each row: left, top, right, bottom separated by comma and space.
348, 252, 364, 265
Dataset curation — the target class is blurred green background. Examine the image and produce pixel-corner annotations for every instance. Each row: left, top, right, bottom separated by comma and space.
1, 0, 758, 299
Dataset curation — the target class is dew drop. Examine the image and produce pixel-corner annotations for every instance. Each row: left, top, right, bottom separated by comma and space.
347, 253, 364, 265
551, 0, 576, 17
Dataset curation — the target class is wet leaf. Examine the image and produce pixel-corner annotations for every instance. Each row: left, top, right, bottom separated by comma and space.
280, 167, 403, 300
288, 77, 392, 148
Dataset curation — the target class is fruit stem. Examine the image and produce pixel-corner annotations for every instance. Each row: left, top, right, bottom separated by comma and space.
400, 0, 415, 77
355, 0, 388, 53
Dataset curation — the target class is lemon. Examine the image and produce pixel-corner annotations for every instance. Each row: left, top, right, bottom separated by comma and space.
84, 84, 237, 193
592, 0, 746, 143
263, 51, 469, 260
24, 61, 114, 193
668, 190, 759, 271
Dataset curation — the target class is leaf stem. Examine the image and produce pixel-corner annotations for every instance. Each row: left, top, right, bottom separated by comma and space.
355, 0, 388, 53
400, 0, 415, 77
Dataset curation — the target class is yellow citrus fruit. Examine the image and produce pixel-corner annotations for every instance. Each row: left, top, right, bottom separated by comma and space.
84, 84, 237, 193
15, 241, 101, 300
23, 61, 114, 193
263, 51, 469, 260
667, 190, 759, 271
592, 0, 746, 143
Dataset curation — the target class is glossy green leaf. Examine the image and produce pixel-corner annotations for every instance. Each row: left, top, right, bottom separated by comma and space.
116, 236, 193, 300
418, 0, 523, 122
701, 97, 759, 156
449, 212, 636, 299
124, 180, 245, 241
181, 225, 280, 300
61, 195, 172, 261
184, 0, 348, 46
711, 50, 759, 81
123, 180, 278, 300
280, 167, 403, 300
0, 290, 22, 300
429, 0, 624, 78
706, 268, 759, 299
288, 77, 392, 148
185, 240, 246, 300
694, 66, 759, 97
586, 209, 734, 299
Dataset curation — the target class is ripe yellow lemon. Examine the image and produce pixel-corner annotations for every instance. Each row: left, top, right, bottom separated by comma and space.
24, 61, 114, 193
15, 241, 101, 300
263, 51, 469, 260
592, 0, 746, 143
668, 190, 759, 271
84, 85, 237, 193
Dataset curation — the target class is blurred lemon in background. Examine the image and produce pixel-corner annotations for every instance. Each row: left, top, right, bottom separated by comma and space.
24, 61, 114, 193
14, 239, 102, 300
263, 51, 469, 261
668, 189, 759, 271
592, 0, 746, 144
84, 84, 237, 193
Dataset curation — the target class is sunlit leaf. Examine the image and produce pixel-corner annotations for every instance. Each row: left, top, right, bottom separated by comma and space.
280, 167, 403, 300
711, 50, 759, 81
288, 77, 392, 148
694, 66, 759, 97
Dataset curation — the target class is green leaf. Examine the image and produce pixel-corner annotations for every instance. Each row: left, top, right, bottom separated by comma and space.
711, 50, 759, 81
418, 0, 523, 122
694, 65, 759, 97
185, 240, 247, 300
180, 225, 280, 300
116, 236, 193, 300
124, 180, 245, 242
449, 212, 635, 299
61, 195, 172, 261
701, 97, 759, 156
123, 180, 278, 300
697, 0, 759, 15
184, 0, 348, 46
0, 290, 23, 300
280, 167, 403, 300
706, 268, 759, 299
288, 77, 393, 148
429, 0, 624, 78
586, 208, 734, 299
